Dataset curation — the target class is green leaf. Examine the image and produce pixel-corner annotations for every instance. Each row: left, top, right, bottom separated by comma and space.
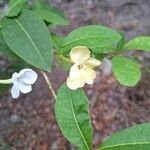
60, 25, 121, 54
116, 32, 125, 51
93, 53, 106, 61
33, 3, 69, 25
1, 143, 10, 150
112, 56, 141, 86
35, 0, 44, 6
0, 30, 15, 58
55, 83, 93, 150
123, 36, 150, 52
51, 33, 72, 71
2, 9, 53, 71
51, 33, 64, 50
99, 123, 150, 150
7, 0, 27, 17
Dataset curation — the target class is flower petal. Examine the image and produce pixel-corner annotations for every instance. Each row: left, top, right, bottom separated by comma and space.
11, 85, 20, 99
85, 57, 101, 68
70, 46, 90, 63
18, 69, 38, 84
15, 82, 32, 94
69, 64, 84, 79
84, 68, 96, 84
12, 72, 19, 83
66, 76, 85, 90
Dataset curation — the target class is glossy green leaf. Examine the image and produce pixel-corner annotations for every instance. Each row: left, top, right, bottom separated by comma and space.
33, 3, 69, 25
2, 10, 53, 71
7, 0, 27, 17
123, 36, 150, 51
55, 83, 93, 150
99, 123, 150, 150
60, 25, 121, 53
112, 56, 141, 86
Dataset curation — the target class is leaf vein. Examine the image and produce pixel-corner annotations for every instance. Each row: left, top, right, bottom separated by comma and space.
8, 0, 23, 14
100, 142, 150, 150
69, 93, 90, 150
61, 35, 116, 47
14, 19, 49, 69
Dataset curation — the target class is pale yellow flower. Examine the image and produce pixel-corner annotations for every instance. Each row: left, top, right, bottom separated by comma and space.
66, 46, 101, 90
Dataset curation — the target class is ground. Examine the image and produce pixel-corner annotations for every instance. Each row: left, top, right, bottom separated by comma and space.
0, 0, 150, 150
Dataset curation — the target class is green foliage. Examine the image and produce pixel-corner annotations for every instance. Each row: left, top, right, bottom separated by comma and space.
55, 83, 93, 150
112, 56, 141, 86
123, 36, 150, 51
7, 0, 27, 17
93, 53, 106, 61
99, 123, 150, 150
51, 33, 72, 71
51, 33, 64, 50
0, 0, 150, 149
2, 9, 53, 71
0, 29, 28, 96
59, 25, 121, 54
33, 2, 69, 25
0, 30, 17, 58
116, 32, 125, 51
0, 143, 10, 150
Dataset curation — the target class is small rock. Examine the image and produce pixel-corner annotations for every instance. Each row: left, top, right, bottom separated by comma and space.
10, 114, 22, 124
101, 58, 112, 75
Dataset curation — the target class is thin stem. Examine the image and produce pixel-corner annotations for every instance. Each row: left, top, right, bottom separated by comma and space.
0, 79, 12, 84
41, 71, 57, 99
54, 52, 73, 64
59, 55, 73, 63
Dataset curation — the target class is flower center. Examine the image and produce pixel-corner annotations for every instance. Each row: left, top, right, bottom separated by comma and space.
78, 65, 83, 69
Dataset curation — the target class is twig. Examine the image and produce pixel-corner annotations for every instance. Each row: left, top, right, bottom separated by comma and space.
41, 71, 57, 100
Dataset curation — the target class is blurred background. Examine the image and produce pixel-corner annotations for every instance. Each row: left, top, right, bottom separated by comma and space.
0, 0, 150, 149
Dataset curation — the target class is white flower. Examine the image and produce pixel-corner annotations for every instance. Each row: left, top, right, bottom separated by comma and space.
11, 69, 38, 98
66, 46, 101, 90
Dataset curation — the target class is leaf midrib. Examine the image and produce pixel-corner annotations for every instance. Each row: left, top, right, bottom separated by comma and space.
8, 0, 23, 13
69, 92, 91, 150
14, 19, 49, 69
100, 141, 150, 150
62, 35, 119, 47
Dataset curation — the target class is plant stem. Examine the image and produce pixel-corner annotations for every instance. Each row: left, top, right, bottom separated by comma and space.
41, 71, 57, 100
54, 52, 73, 64
0, 79, 12, 84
